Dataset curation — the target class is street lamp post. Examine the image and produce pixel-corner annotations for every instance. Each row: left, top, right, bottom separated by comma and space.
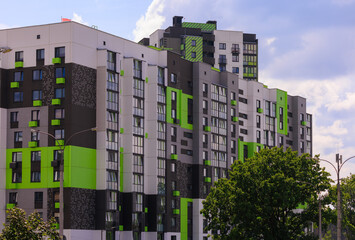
31, 127, 96, 239
319, 154, 355, 240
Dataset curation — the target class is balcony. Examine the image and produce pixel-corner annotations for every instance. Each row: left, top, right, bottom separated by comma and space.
33, 100, 42, 107
52, 99, 61, 105
56, 78, 65, 84
51, 119, 61, 126
15, 61, 23, 68
28, 121, 38, 127
52, 58, 61, 64
10, 82, 19, 88
28, 141, 38, 148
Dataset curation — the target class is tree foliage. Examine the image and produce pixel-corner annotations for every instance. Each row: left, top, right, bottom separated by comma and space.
0, 207, 60, 240
201, 147, 332, 240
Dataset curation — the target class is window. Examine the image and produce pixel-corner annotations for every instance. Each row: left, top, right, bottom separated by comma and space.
12, 172, 22, 183
34, 192, 43, 209
55, 88, 65, 98
33, 70, 42, 81
171, 73, 177, 83
108, 151, 117, 162
32, 90, 42, 101
257, 130, 261, 143
31, 131, 40, 141
171, 163, 176, 172
31, 171, 41, 182
171, 145, 177, 154
54, 170, 60, 182
9, 192, 17, 204
191, 40, 196, 46
136, 193, 143, 212
14, 72, 23, 82
191, 52, 196, 58
133, 59, 142, 79
55, 47, 65, 58
202, 83, 208, 93
12, 152, 22, 162
31, 151, 41, 162
232, 67, 239, 73
219, 43, 226, 50
232, 55, 239, 62
54, 129, 64, 139
55, 109, 65, 119
55, 68, 65, 78
240, 128, 248, 135
256, 115, 261, 128
36, 49, 44, 60
239, 97, 247, 104
15, 51, 23, 62
171, 91, 177, 101
10, 112, 18, 123
14, 132, 23, 143
107, 171, 118, 182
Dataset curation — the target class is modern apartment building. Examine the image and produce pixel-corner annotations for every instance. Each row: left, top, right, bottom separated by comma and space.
140, 16, 258, 81
0, 20, 312, 240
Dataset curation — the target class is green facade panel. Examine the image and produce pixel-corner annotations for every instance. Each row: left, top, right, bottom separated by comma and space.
180, 198, 193, 240
33, 100, 42, 107
237, 139, 264, 161
183, 36, 203, 62
182, 22, 216, 32
56, 77, 65, 84
15, 61, 23, 68
276, 89, 288, 135
52, 58, 61, 64
10, 82, 19, 88
28, 121, 38, 127
52, 99, 61, 105
6, 146, 96, 190
166, 87, 193, 130
51, 119, 61, 126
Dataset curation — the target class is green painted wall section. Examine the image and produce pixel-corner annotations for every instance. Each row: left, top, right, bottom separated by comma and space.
120, 152, 124, 191
182, 22, 216, 32
6, 146, 96, 190
276, 89, 288, 135
166, 87, 193, 130
180, 198, 193, 240
237, 139, 264, 161
183, 36, 203, 62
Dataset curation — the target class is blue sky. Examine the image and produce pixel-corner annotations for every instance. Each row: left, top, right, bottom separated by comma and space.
1, 0, 354, 179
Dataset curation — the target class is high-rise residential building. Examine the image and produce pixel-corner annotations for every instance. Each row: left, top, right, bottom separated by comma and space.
140, 16, 258, 81
0, 19, 312, 240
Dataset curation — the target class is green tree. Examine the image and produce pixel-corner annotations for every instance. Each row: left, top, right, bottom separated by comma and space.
0, 207, 60, 240
201, 147, 331, 240
328, 174, 355, 239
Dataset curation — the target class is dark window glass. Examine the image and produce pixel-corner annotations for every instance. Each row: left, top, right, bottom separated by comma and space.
14, 72, 23, 82
10, 112, 18, 122
55, 88, 65, 98
31, 171, 41, 182
54, 109, 65, 119
13, 92, 23, 103
32, 90, 42, 101
9, 192, 17, 204
15, 51, 23, 61
54, 129, 65, 139
33, 70, 42, 80
55, 68, 65, 78
36, 49, 44, 60
55, 47, 65, 58
31, 151, 41, 161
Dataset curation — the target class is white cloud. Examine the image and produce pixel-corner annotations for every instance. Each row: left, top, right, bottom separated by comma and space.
72, 13, 89, 26
326, 92, 355, 111
331, 0, 355, 6
132, 0, 166, 42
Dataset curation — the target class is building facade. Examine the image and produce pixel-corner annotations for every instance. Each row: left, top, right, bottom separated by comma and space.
141, 16, 258, 81
0, 20, 312, 240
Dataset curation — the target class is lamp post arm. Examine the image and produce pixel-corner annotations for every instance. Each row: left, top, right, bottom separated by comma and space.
339, 156, 355, 172
318, 159, 338, 174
